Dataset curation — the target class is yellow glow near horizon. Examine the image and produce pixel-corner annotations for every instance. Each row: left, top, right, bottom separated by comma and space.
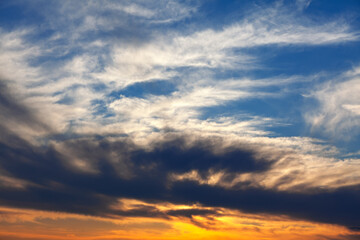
0, 203, 357, 240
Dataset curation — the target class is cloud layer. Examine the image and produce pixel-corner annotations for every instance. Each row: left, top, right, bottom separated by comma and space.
1, 1, 360, 237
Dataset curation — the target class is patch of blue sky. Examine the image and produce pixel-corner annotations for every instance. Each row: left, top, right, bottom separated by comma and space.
190, 0, 252, 30
90, 99, 115, 118
199, 92, 307, 135
313, 134, 360, 160
306, 122, 360, 156
1, 2, 154, 47
26, 36, 110, 70
0, 1, 44, 30
108, 80, 178, 99
188, 0, 360, 32
304, 0, 360, 21
27, 47, 80, 69
55, 94, 75, 105
53, 84, 83, 103
241, 43, 360, 78
90, 82, 108, 92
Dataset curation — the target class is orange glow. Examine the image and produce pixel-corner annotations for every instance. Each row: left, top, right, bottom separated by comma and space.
0, 202, 358, 240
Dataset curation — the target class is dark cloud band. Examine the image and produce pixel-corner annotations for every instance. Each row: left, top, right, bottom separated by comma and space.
0, 79, 359, 230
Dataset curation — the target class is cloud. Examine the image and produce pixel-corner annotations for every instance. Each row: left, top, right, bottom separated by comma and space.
106, 77, 284, 136
27, 0, 197, 37
0, 30, 42, 85
0, 80, 51, 145
305, 66, 360, 139
0, 1, 358, 141
1, 1, 360, 235
296, 0, 312, 11
0, 87, 359, 229
96, 7, 357, 87
0, 134, 360, 228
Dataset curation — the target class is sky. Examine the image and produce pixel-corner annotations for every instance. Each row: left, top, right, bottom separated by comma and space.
0, 0, 360, 239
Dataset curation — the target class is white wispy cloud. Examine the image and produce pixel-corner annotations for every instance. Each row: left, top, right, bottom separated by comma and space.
95, 5, 357, 89
0, 30, 42, 85
305, 66, 360, 139
40, 0, 197, 36
0, 1, 358, 158
295, 0, 312, 11
101, 74, 305, 139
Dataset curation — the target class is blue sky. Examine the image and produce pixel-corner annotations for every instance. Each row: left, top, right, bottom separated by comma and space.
1, 0, 360, 237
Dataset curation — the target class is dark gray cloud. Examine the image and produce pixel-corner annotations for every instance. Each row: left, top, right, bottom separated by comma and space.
0, 80, 360, 231
0, 80, 50, 146
1, 134, 360, 229
0, 81, 43, 128
166, 208, 219, 218
325, 234, 360, 240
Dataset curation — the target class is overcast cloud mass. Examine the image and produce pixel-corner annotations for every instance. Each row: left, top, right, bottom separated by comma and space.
1, 0, 360, 239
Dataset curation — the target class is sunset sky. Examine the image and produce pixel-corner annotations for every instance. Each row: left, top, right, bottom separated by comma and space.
1, 0, 360, 239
